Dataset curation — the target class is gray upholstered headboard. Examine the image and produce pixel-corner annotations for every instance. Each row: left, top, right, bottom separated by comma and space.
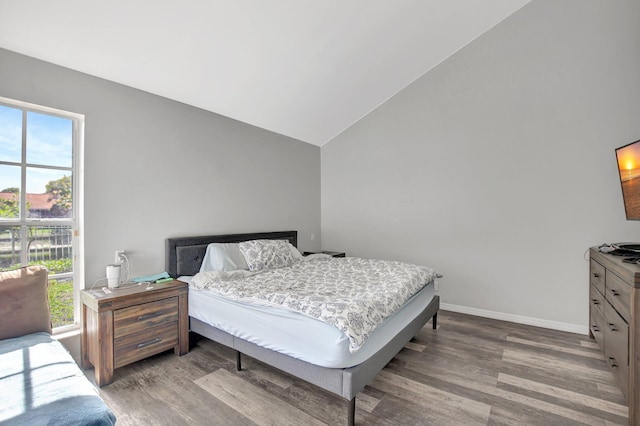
165, 230, 297, 278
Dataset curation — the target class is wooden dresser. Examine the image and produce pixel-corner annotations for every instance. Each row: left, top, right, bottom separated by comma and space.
81, 280, 189, 386
589, 248, 640, 423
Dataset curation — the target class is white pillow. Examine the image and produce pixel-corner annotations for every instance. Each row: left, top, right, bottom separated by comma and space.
288, 242, 303, 260
199, 243, 249, 272
238, 239, 300, 271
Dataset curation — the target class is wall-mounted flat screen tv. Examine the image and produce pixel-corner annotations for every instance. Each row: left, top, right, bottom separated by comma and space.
616, 139, 640, 220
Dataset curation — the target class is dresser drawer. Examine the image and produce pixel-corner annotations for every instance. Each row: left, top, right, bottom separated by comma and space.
589, 284, 605, 342
590, 259, 605, 295
605, 271, 631, 321
113, 297, 179, 338
604, 301, 629, 399
114, 321, 178, 368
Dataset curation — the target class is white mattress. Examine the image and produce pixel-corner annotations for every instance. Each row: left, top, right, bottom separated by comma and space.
184, 276, 435, 368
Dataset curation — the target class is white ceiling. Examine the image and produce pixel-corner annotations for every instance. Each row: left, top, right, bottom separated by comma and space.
0, 1, 530, 146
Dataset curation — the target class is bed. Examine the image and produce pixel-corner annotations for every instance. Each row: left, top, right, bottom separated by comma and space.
166, 231, 440, 425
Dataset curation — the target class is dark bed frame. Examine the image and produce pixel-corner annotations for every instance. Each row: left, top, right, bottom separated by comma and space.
166, 230, 439, 425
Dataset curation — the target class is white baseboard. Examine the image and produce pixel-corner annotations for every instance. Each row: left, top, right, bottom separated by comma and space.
440, 302, 589, 335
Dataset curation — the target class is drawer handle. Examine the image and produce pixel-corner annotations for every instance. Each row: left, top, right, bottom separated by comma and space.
608, 356, 618, 368
610, 289, 620, 297
592, 325, 599, 332
608, 322, 617, 332
137, 311, 163, 321
137, 338, 162, 349
592, 272, 600, 278
591, 298, 599, 305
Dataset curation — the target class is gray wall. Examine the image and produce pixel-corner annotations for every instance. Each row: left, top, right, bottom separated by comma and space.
1, 47, 321, 360
321, 0, 640, 330
0, 47, 321, 299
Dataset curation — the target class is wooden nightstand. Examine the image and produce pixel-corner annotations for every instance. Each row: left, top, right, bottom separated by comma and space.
303, 251, 346, 258
81, 280, 189, 387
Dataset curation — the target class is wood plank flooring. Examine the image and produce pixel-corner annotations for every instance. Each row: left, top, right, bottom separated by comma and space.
96, 311, 628, 425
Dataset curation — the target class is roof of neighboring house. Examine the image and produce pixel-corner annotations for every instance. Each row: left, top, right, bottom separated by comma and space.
0, 193, 55, 210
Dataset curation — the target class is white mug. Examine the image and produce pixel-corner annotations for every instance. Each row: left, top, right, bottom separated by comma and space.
106, 264, 121, 288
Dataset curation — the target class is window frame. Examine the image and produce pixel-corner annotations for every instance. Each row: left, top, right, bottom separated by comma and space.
0, 96, 84, 333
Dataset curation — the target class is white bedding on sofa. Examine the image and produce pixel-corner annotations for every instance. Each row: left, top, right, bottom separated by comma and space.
0, 332, 116, 425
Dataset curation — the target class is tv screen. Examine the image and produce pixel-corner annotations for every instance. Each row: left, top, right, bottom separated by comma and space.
616, 139, 640, 220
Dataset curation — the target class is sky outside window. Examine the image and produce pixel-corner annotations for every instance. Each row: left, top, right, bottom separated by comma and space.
0, 164, 20, 190
1, 106, 72, 194
26, 111, 72, 169
0, 104, 22, 163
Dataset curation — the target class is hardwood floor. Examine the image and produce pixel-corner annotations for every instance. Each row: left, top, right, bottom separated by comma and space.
96, 311, 628, 425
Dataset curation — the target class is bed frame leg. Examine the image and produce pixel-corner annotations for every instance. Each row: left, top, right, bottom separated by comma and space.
432, 312, 438, 330
236, 351, 242, 371
348, 397, 355, 426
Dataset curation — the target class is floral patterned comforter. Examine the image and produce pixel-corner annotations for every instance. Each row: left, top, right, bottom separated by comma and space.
191, 257, 439, 352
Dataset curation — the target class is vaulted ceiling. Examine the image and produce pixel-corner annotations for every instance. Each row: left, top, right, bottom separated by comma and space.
0, 1, 530, 146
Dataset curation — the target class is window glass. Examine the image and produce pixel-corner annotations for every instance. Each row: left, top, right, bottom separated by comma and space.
26, 168, 72, 219
26, 111, 73, 167
27, 225, 73, 274
48, 276, 74, 328
0, 97, 81, 331
0, 165, 21, 219
0, 105, 22, 163
0, 225, 75, 328
0, 225, 21, 269
29, 224, 74, 327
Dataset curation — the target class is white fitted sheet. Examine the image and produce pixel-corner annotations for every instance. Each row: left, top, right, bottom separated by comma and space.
184, 276, 435, 368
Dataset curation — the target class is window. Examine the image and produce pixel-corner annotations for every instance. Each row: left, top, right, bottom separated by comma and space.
0, 96, 83, 332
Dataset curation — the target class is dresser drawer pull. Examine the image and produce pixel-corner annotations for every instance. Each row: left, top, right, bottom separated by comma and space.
137, 311, 163, 321
608, 356, 618, 368
592, 272, 600, 278
608, 322, 617, 332
137, 338, 162, 349
609, 289, 620, 297
592, 325, 599, 332
591, 298, 599, 305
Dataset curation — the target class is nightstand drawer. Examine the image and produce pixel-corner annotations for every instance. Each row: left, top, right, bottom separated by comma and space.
114, 297, 179, 338
114, 321, 178, 368
605, 271, 631, 321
